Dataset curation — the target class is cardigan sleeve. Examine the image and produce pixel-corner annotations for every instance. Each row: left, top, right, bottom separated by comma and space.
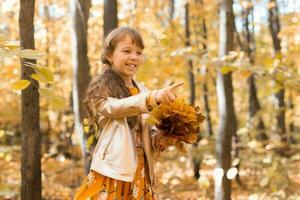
92, 91, 157, 118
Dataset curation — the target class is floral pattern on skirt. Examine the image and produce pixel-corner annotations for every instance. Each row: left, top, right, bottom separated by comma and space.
74, 146, 158, 200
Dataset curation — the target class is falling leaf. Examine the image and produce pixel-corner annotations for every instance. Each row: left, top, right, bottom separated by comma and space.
11, 80, 31, 90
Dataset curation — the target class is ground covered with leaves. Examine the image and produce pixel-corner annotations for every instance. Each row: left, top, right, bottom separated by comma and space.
0, 140, 300, 200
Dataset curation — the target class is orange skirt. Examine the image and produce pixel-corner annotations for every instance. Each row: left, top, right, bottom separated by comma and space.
74, 146, 157, 200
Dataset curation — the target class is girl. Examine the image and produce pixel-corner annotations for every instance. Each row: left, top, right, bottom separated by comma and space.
75, 26, 183, 200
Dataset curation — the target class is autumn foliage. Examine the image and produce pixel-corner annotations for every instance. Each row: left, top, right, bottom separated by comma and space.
148, 99, 205, 153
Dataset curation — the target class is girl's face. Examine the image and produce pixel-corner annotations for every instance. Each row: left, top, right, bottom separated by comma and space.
108, 35, 144, 81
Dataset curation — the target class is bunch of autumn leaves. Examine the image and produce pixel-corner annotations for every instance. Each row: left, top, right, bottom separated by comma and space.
82, 99, 205, 152
148, 99, 205, 153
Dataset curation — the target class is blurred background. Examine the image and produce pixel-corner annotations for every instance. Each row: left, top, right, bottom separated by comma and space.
0, 0, 300, 199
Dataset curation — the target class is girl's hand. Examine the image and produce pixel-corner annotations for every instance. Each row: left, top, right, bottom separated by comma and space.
154, 131, 177, 151
154, 82, 184, 104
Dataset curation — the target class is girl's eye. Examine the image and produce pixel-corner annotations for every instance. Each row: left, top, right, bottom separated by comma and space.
123, 50, 130, 53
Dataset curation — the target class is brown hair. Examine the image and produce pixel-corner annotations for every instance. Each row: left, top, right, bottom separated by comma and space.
101, 26, 145, 65
84, 27, 144, 133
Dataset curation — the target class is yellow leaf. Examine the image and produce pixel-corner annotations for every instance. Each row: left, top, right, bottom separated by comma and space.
31, 67, 53, 83
271, 84, 284, 94
11, 80, 31, 90
3, 43, 20, 50
83, 125, 90, 134
220, 66, 236, 74
83, 118, 89, 126
17, 49, 46, 59
263, 58, 274, 68
31, 73, 48, 83
275, 53, 282, 60
275, 73, 285, 82
160, 38, 170, 46
49, 96, 67, 110
37, 66, 54, 82
87, 135, 94, 149
39, 88, 54, 97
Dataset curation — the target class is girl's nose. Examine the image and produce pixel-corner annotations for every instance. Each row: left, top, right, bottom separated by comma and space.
130, 53, 138, 60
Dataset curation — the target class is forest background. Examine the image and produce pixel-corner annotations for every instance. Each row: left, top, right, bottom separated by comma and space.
0, 0, 300, 199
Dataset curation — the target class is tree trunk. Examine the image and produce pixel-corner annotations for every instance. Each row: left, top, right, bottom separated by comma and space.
197, 0, 213, 137
287, 94, 294, 133
203, 81, 213, 136
242, 0, 267, 141
194, 0, 214, 137
19, 0, 41, 199
71, 0, 91, 174
268, 0, 286, 140
215, 0, 237, 199
169, 0, 175, 20
185, 2, 196, 106
185, 1, 200, 180
103, 0, 118, 38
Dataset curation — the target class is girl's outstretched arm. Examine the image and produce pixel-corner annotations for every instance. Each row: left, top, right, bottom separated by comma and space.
91, 91, 157, 118
91, 81, 183, 118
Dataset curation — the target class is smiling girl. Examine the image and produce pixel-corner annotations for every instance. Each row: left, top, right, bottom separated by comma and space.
74, 27, 183, 200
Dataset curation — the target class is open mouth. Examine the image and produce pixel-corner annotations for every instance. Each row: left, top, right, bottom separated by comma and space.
126, 64, 137, 68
